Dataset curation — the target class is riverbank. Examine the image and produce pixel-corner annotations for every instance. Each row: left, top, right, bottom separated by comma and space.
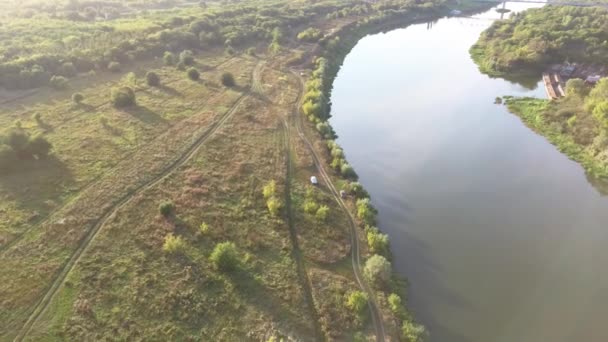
299, 1, 498, 340
505, 97, 608, 180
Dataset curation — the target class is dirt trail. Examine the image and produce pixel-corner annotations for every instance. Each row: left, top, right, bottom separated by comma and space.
0, 57, 238, 256
290, 71, 386, 341
14, 61, 263, 342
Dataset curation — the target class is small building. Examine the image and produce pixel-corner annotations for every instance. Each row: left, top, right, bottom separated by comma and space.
310, 176, 318, 185
585, 75, 602, 85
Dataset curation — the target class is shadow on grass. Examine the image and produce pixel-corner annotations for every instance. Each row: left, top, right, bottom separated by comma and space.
0, 155, 75, 222
124, 105, 168, 125
227, 267, 308, 329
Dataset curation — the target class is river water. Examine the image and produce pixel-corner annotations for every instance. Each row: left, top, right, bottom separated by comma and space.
329, 4, 608, 341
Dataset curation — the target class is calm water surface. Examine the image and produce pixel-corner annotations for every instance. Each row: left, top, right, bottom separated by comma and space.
329, 4, 608, 341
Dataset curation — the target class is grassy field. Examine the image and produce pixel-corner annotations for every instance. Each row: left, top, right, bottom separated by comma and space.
0, 0, 477, 340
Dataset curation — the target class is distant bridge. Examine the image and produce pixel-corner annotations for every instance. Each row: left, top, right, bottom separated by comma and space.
473, 0, 608, 7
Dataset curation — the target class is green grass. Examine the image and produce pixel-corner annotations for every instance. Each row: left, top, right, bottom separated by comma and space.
506, 97, 608, 178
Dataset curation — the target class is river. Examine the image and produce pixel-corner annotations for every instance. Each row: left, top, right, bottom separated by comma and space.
329, 4, 608, 341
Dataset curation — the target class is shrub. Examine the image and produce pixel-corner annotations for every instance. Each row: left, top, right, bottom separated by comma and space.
402, 320, 428, 342
267, 197, 281, 217
125, 72, 137, 86
303, 199, 318, 214
221, 72, 235, 87
72, 92, 84, 104
315, 205, 329, 222
209, 242, 239, 271
199, 222, 209, 234
50, 75, 69, 89
297, 27, 323, 42
356, 198, 377, 225
107, 61, 121, 72
110, 86, 136, 108
246, 47, 256, 56
262, 180, 277, 199
366, 226, 389, 255
225, 46, 235, 55
340, 163, 357, 179
176, 61, 186, 71
163, 234, 186, 254
350, 182, 369, 199
345, 290, 368, 316
159, 200, 174, 217
163, 51, 175, 65
146, 71, 160, 86
316, 122, 332, 138
187, 68, 200, 80
179, 50, 195, 65
388, 293, 405, 318
5, 129, 30, 155
363, 254, 391, 286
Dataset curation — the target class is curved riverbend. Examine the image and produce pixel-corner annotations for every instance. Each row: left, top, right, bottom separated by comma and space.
330, 4, 608, 342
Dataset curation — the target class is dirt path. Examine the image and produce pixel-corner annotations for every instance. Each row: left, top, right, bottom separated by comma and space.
14, 61, 263, 342
290, 71, 387, 341
281, 88, 325, 341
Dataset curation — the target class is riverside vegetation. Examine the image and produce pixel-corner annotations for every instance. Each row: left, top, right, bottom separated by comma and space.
0, 0, 481, 340
471, 5, 608, 181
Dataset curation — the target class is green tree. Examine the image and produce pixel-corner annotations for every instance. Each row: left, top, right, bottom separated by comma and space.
345, 290, 368, 315
366, 226, 389, 254
180, 50, 195, 65
402, 320, 428, 342
209, 242, 239, 271
565, 78, 587, 98
110, 87, 136, 108
388, 293, 405, 318
163, 51, 175, 66
363, 254, 391, 286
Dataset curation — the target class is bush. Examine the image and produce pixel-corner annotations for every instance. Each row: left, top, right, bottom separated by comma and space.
340, 163, 357, 179
110, 87, 136, 108
363, 254, 391, 286
146, 71, 160, 86
388, 293, 405, 318
263, 180, 277, 199
176, 61, 186, 71
50, 75, 69, 89
349, 182, 369, 199
163, 51, 175, 66
356, 198, 377, 225
107, 61, 121, 72
402, 320, 428, 342
345, 290, 368, 316
199, 222, 209, 234
225, 46, 235, 55
5, 129, 30, 155
72, 92, 84, 104
303, 199, 318, 214
163, 234, 186, 254
316, 122, 332, 138
187, 68, 200, 81
366, 226, 389, 254
179, 50, 195, 65
246, 47, 256, 56
221, 72, 235, 87
159, 200, 174, 217
315, 205, 329, 222
267, 197, 281, 217
209, 242, 239, 271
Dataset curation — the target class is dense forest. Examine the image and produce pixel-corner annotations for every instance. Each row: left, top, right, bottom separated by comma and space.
471, 6, 608, 75
0, 0, 436, 90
